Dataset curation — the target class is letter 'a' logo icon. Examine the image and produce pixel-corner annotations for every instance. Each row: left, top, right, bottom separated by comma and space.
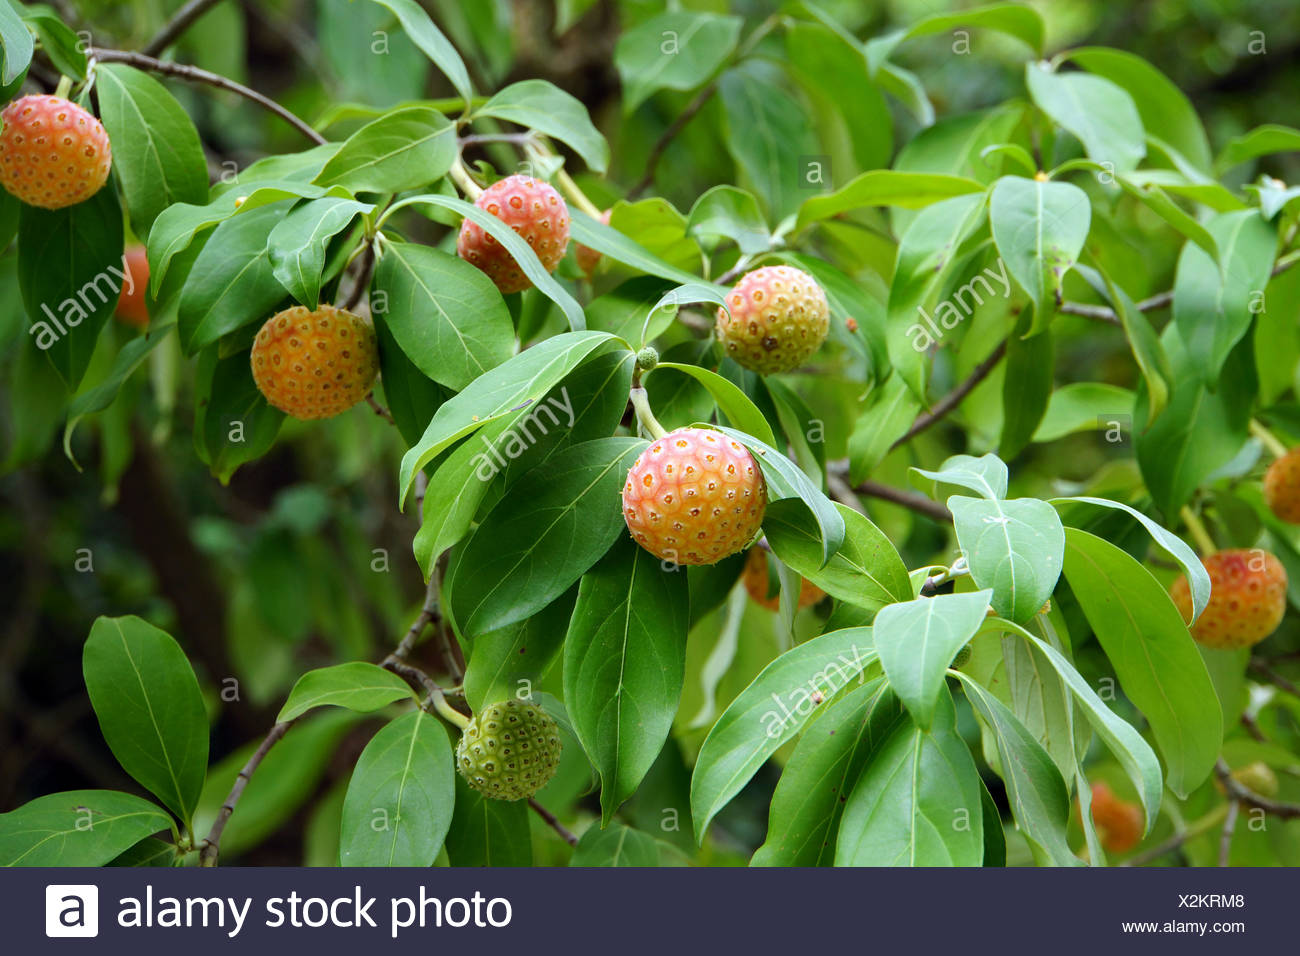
45, 885, 99, 938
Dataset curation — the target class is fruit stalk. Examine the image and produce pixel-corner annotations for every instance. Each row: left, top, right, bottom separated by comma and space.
1179, 506, 1218, 556
629, 386, 668, 440
1250, 419, 1289, 460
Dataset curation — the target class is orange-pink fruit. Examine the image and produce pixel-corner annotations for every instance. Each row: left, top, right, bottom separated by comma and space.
456, 174, 570, 294
0, 94, 112, 209
622, 427, 766, 566
1089, 782, 1142, 854
114, 245, 150, 329
742, 548, 824, 610
250, 305, 379, 420
1263, 448, 1300, 523
1169, 548, 1287, 650
716, 265, 830, 375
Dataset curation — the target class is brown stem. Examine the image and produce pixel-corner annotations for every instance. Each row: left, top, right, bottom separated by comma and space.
90, 49, 328, 146
1215, 760, 1300, 820
1249, 658, 1300, 699
199, 719, 294, 866
342, 244, 376, 313
1218, 799, 1239, 867
628, 81, 719, 199
528, 797, 579, 846
852, 479, 953, 523
142, 0, 226, 57
891, 341, 1008, 451
365, 393, 395, 425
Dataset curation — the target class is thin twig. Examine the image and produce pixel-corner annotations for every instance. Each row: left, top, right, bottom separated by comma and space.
891, 340, 1008, 450
1219, 798, 1240, 867
628, 82, 719, 199
90, 49, 328, 146
199, 719, 294, 866
342, 243, 376, 313
142, 0, 226, 57
1250, 658, 1300, 699
1215, 760, 1300, 820
826, 473, 866, 514
528, 797, 579, 846
1240, 712, 1268, 743
393, 575, 440, 661
852, 479, 953, 523
366, 393, 395, 425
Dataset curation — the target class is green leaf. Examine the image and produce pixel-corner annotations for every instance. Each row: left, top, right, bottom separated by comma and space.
19, 4, 85, 79
391, 193, 585, 331
1172, 210, 1275, 384
444, 774, 532, 866
954, 674, 1078, 866
1061, 528, 1222, 797
718, 61, 817, 219
1117, 178, 1219, 261
690, 626, 877, 842
989, 176, 1091, 333
447, 437, 647, 637
763, 500, 911, 614
373, 311, 450, 446
751, 679, 901, 866
715, 425, 846, 566
983, 617, 1163, 834
0, 0, 33, 85
1049, 496, 1210, 621
569, 207, 705, 287
687, 185, 769, 255
875, 590, 993, 728
635, 282, 729, 349
372, 241, 514, 390
886, 192, 988, 398
96, 64, 210, 236
865, 4, 1045, 69
1078, 262, 1171, 421
18, 187, 124, 388
835, 688, 983, 866
950, 496, 1065, 623
613, 12, 742, 112
82, 616, 208, 828
463, 589, 577, 712
563, 537, 689, 822
1025, 62, 1145, 172
315, 106, 455, 194
649, 362, 775, 445
366, 0, 473, 106
1031, 383, 1134, 443
1000, 319, 1053, 456
848, 376, 921, 481
267, 197, 372, 309
192, 343, 284, 484
1215, 124, 1300, 174
0, 790, 173, 866
796, 171, 985, 231
1067, 48, 1211, 174
911, 452, 1008, 499
64, 319, 177, 455
569, 822, 661, 866
177, 201, 291, 354
340, 710, 454, 866
277, 662, 417, 722
398, 331, 620, 504
476, 79, 609, 173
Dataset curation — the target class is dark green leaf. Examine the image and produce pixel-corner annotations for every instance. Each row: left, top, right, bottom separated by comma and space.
0, 790, 173, 866
277, 662, 417, 722
315, 107, 456, 194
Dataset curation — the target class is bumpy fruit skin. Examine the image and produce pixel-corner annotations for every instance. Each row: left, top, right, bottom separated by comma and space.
716, 265, 830, 375
1169, 548, 1287, 650
114, 246, 150, 329
250, 305, 379, 421
574, 207, 611, 274
742, 548, 824, 611
1263, 448, 1300, 523
950, 644, 972, 670
456, 175, 570, 294
622, 427, 766, 566
1232, 761, 1280, 797
1090, 782, 1142, 854
0, 95, 112, 209
456, 699, 562, 801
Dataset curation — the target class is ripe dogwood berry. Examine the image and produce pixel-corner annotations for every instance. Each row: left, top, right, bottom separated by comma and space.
0, 95, 112, 209
741, 548, 824, 610
574, 207, 611, 274
114, 245, 150, 329
456, 699, 562, 801
716, 265, 830, 375
1263, 448, 1300, 523
456, 174, 570, 294
1089, 782, 1142, 854
622, 427, 766, 566
1169, 548, 1287, 650
250, 305, 379, 420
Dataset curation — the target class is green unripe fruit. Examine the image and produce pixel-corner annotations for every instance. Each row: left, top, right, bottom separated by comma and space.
950, 644, 972, 670
455, 699, 562, 801
1232, 760, 1279, 798
636, 346, 660, 371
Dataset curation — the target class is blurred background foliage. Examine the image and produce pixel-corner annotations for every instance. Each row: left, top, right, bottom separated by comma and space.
2, 0, 1299, 865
